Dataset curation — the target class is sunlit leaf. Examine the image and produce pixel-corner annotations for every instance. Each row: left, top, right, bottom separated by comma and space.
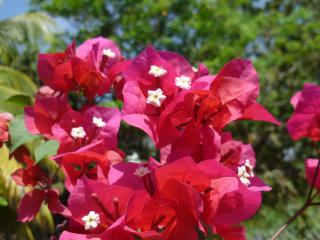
0, 196, 8, 206
9, 115, 40, 153
0, 66, 36, 96
35, 140, 59, 163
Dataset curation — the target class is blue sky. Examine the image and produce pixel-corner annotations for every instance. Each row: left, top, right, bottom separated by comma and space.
0, 0, 75, 34
0, 0, 30, 20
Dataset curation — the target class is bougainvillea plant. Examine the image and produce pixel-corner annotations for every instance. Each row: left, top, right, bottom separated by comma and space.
270, 83, 320, 239
5, 36, 307, 240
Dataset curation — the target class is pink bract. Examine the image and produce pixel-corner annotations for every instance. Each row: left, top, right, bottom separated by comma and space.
305, 158, 320, 189
287, 83, 320, 141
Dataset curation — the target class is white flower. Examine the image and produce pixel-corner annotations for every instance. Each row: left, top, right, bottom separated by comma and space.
146, 88, 166, 107
102, 48, 116, 58
82, 211, 100, 230
237, 160, 254, 186
92, 116, 106, 128
175, 75, 191, 89
148, 65, 167, 77
192, 66, 198, 72
71, 127, 86, 139
134, 166, 151, 177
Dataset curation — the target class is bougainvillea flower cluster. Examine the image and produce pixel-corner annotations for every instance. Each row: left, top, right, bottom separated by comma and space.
15, 36, 281, 240
287, 83, 320, 190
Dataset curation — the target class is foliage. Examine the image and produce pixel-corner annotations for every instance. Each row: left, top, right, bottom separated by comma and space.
0, 8, 60, 240
0, 66, 36, 114
9, 115, 40, 152
34, 140, 59, 164
0, 12, 57, 65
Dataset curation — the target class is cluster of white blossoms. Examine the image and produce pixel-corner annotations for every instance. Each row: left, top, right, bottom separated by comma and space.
148, 65, 167, 77
102, 48, 116, 58
82, 211, 100, 230
134, 166, 151, 177
237, 159, 254, 186
92, 116, 106, 128
71, 127, 86, 139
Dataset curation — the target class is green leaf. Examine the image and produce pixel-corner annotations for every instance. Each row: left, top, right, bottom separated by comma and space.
98, 99, 123, 108
34, 140, 59, 163
0, 100, 26, 115
9, 115, 40, 153
0, 196, 8, 206
0, 85, 28, 101
0, 66, 36, 96
0, 94, 33, 115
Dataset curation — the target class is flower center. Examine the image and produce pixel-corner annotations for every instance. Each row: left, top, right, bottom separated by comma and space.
92, 116, 106, 128
237, 160, 254, 186
146, 88, 166, 107
148, 65, 167, 77
134, 166, 151, 177
71, 127, 86, 139
82, 211, 100, 230
102, 48, 116, 58
175, 75, 191, 89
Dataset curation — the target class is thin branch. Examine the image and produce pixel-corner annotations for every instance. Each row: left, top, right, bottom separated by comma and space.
271, 142, 320, 239
271, 203, 309, 240
306, 142, 320, 201
309, 201, 320, 206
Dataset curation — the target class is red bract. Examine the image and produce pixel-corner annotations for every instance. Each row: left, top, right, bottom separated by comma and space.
161, 122, 222, 163
24, 94, 71, 138
155, 157, 238, 233
38, 37, 122, 99
38, 41, 75, 92
121, 45, 199, 147
109, 60, 132, 100
156, 59, 279, 162
198, 154, 270, 225
220, 133, 256, 171
52, 106, 121, 153
108, 157, 160, 193
54, 150, 113, 191
61, 177, 134, 239
11, 154, 70, 222
11, 155, 48, 187
215, 224, 246, 240
219, 136, 271, 224
18, 188, 70, 222
305, 159, 320, 189
125, 179, 203, 240
0, 112, 13, 146
76, 37, 122, 72
165, 59, 279, 133
109, 157, 240, 238
287, 83, 320, 141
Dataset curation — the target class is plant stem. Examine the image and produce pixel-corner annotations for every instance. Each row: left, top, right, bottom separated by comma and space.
306, 144, 320, 200
271, 142, 320, 239
271, 203, 309, 240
